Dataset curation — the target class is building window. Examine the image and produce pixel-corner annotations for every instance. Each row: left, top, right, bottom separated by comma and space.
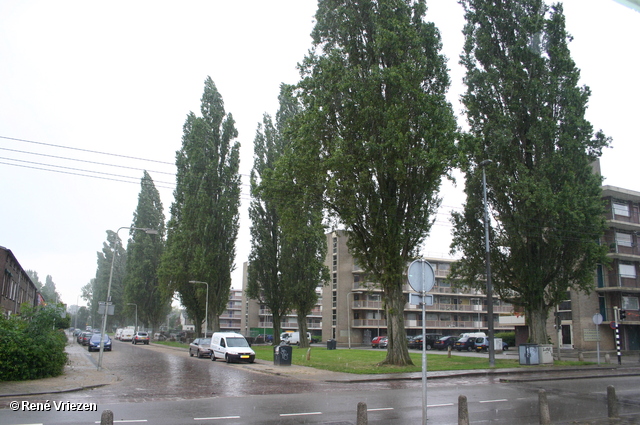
619, 263, 636, 278
616, 232, 633, 247
613, 202, 630, 217
622, 296, 639, 311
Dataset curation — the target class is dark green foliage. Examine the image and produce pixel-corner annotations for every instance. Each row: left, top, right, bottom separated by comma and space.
0, 306, 68, 381
161, 77, 241, 335
123, 171, 170, 332
451, 0, 609, 344
297, 0, 457, 365
90, 232, 128, 330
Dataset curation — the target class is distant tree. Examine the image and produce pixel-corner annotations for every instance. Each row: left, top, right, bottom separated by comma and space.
450, 0, 609, 344
161, 76, 241, 335
93, 231, 128, 330
123, 171, 170, 333
296, 0, 457, 365
42, 275, 62, 304
26, 270, 42, 290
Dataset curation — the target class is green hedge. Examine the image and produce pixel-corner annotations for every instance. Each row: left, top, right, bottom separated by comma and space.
0, 306, 68, 381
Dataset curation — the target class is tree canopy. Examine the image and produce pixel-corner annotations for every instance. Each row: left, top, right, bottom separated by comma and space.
450, 0, 609, 344
297, 0, 457, 365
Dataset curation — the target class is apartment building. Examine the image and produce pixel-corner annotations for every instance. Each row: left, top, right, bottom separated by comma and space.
322, 230, 514, 345
548, 185, 640, 351
1, 246, 40, 317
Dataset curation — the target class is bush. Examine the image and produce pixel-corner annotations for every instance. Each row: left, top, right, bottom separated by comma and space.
0, 305, 68, 381
495, 331, 515, 347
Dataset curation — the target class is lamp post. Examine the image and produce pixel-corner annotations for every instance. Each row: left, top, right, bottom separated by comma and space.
127, 303, 138, 333
98, 226, 157, 371
480, 159, 495, 367
189, 281, 209, 338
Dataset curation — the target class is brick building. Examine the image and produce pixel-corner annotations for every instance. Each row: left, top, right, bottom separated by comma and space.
1, 246, 40, 317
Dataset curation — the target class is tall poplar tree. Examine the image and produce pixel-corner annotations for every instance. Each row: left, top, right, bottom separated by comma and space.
161, 77, 241, 335
92, 231, 127, 329
450, 0, 609, 344
123, 171, 169, 333
297, 0, 457, 365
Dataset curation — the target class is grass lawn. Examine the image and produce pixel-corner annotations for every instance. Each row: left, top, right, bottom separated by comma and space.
154, 341, 593, 374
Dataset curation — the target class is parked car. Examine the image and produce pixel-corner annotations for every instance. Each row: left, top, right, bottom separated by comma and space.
371, 336, 386, 348
120, 329, 135, 342
454, 336, 476, 351
378, 336, 389, 349
434, 336, 459, 350
132, 331, 150, 345
189, 338, 212, 358
88, 334, 112, 352
80, 332, 93, 346
210, 332, 255, 363
408, 333, 442, 350
114, 328, 124, 340
475, 337, 510, 352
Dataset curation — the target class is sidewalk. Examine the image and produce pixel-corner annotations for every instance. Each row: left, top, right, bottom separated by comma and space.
1, 342, 639, 398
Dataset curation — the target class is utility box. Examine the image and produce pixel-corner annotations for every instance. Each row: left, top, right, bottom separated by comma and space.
538, 344, 554, 364
519, 343, 539, 365
326, 339, 337, 350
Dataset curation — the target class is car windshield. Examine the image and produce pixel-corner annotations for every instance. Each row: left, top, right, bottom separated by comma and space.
226, 337, 249, 348
90, 334, 109, 342
200, 338, 211, 345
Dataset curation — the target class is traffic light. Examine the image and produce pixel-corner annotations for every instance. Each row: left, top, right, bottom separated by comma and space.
620, 310, 627, 320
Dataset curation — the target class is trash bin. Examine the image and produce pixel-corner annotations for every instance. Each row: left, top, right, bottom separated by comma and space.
274, 344, 292, 366
518, 343, 540, 365
327, 339, 336, 350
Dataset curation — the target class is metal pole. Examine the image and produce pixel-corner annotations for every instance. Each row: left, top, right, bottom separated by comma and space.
421, 290, 427, 425
614, 306, 621, 365
480, 159, 495, 367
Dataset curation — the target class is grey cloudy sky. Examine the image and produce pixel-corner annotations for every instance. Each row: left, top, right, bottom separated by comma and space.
1, 0, 638, 308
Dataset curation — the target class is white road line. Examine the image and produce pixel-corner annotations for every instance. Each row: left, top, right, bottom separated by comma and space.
279, 412, 322, 417
428, 403, 454, 407
94, 421, 148, 424
367, 407, 394, 412
479, 399, 508, 404
194, 416, 241, 420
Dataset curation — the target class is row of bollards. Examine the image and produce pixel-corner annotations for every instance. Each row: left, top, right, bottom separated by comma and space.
353, 385, 620, 425
99, 386, 620, 425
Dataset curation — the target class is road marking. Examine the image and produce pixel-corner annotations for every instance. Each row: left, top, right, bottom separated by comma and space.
479, 399, 508, 404
367, 407, 394, 412
194, 416, 241, 420
279, 412, 322, 417
428, 403, 454, 407
94, 421, 148, 424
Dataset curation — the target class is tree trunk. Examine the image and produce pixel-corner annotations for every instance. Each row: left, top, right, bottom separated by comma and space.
297, 312, 310, 349
272, 313, 282, 345
527, 307, 551, 344
381, 283, 413, 366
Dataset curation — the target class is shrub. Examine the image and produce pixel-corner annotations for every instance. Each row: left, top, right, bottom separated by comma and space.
0, 305, 68, 381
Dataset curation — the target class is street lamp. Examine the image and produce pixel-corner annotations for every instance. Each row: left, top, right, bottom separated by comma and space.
480, 159, 495, 367
98, 226, 157, 371
189, 280, 209, 338
127, 303, 138, 333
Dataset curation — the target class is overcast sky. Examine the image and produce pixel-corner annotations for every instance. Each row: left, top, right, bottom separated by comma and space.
1, 1, 638, 309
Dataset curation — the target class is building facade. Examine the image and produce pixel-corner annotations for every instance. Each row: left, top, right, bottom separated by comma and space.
1, 246, 40, 317
547, 185, 640, 352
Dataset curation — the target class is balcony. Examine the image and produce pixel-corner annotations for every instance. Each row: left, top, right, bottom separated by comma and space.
599, 271, 640, 291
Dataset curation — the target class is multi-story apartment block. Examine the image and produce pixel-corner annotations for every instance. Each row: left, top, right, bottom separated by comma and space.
1, 246, 40, 317
547, 185, 640, 351
322, 231, 514, 345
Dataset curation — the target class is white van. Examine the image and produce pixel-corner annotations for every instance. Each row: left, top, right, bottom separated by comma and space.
115, 329, 124, 340
210, 332, 255, 363
280, 331, 311, 345
120, 329, 135, 342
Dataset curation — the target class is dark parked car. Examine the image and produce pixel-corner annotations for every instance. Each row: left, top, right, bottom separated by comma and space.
434, 336, 458, 350
189, 338, 212, 358
88, 334, 112, 352
454, 336, 476, 351
80, 332, 93, 346
132, 331, 150, 345
475, 337, 510, 352
408, 334, 442, 350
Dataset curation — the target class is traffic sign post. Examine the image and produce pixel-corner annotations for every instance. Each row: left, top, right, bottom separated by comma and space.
407, 259, 435, 425
592, 313, 603, 364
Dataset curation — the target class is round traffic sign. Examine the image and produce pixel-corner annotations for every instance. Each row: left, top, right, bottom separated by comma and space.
592, 313, 603, 325
407, 259, 435, 293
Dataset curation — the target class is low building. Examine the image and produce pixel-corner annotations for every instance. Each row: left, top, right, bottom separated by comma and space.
1, 246, 40, 317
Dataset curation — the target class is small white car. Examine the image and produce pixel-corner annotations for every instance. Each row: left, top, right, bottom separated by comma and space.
210, 332, 255, 363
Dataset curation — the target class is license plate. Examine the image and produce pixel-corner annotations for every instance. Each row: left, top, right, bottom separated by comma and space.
240, 355, 249, 359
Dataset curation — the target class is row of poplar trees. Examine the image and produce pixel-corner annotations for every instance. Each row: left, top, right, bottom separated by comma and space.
85, 0, 610, 367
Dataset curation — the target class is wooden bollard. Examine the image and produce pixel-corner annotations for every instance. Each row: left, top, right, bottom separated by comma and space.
357, 401, 368, 425
578, 352, 584, 362
101, 410, 113, 425
458, 395, 469, 425
448, 345, 452, 358
539, 389, 551, 425
608, 385, 619, 419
